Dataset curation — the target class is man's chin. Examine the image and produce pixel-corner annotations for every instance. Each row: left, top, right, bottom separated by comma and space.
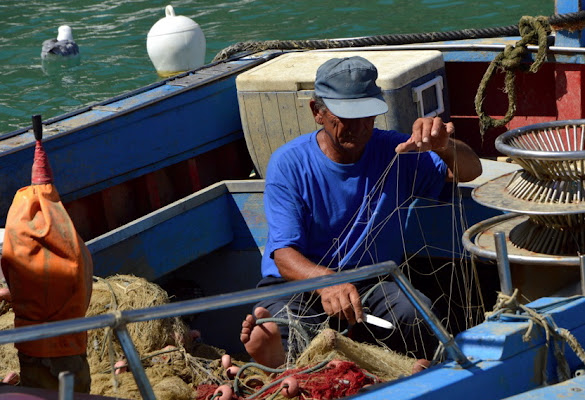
340, 144, 366, 157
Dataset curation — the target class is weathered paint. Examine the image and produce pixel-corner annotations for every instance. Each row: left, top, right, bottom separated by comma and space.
88, 182, 234, 279
555, 63, 585, 120
556, 0, 585, 48
2, 12, 585, 255
446, 58, 585, 157
504, 375, 585, 399
353, 297, 585, 400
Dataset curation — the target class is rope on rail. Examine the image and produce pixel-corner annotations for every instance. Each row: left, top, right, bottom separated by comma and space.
486, 290, 585, 383
212, 10, 585, 62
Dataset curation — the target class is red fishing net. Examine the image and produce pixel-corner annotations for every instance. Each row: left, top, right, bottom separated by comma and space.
195, 359, 379, 400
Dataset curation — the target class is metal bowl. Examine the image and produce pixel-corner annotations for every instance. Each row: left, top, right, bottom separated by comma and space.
495, 119, 585, 180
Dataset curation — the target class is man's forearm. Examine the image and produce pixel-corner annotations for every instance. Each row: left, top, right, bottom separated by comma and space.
273, 247, 333, 282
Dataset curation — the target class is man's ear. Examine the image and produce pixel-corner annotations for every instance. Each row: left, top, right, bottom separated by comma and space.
310, 100, 324, 125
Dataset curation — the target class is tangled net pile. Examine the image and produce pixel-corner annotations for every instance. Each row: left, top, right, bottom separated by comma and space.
0, 276, 417, 399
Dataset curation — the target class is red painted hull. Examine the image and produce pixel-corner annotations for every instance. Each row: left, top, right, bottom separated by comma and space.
64, 139, 253, 240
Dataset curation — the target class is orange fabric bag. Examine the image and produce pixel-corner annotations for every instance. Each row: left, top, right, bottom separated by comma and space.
1, 138, 93, 358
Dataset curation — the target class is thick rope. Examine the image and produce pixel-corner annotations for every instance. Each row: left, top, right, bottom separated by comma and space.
212, 11, 585, 62
212, 26, 521, 62
486, 290, 585, 383
474, 16, 551, 137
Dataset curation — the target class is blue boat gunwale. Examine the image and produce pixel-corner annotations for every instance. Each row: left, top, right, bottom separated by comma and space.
87, 179, 264, 254
0, 56, 274, 155
86, 179, 266, 280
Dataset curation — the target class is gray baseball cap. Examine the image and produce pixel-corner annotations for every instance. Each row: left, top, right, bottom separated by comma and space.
314, 56, 388, 119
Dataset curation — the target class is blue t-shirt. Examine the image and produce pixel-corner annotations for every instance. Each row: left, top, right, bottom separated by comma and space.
261, 128, 447, 278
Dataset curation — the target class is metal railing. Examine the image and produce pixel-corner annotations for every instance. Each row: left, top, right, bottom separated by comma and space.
0, 262, 393, 399
1, 261, 473, 398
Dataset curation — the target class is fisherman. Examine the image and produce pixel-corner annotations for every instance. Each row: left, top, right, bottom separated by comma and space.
240, 56, 482, 369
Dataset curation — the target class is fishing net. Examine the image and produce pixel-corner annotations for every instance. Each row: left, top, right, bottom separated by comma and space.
0, 286, 18, 377
0, 275, 231, 397
209, 327, 419, 398
192, 329, 418, 400
295, 328, 414, 381
86, 274, 189, 374
86, 274, 236, 398
85, 276, 416, 399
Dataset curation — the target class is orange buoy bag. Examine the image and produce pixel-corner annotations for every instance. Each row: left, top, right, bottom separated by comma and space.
1, 183, 93, 358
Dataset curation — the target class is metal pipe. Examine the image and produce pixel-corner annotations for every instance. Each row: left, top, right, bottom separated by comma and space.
0, 262, 392, 346
125, 262, 392, 323
386, 264, 472, 368
494, 231, 513, 296
313, 44, 585, 54
58, 372, 74, 400
580, 255, 585, 295
116, 325, 156, 400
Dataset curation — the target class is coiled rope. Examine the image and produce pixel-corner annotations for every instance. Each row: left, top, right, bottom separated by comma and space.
474, 16, 551, 136
486, 290, 585, 383
212, 10, 585, 62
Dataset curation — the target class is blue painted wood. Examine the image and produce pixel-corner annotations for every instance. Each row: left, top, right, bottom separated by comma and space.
354, 297, 585, 400
2, 39, 585, 229
86, 180, 266, 280
88, 182, 235, 280
457, 297, 585, 362
229, 191, 268, 251
555, 0, 585, 48
358, 357, 542, 400
0, 59, 262, 226
504, 375, 585, 399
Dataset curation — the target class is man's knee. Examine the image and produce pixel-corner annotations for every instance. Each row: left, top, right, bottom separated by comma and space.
391, 290, 432, 325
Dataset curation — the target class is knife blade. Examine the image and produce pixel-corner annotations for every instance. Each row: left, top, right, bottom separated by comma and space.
364, 313, 394, 330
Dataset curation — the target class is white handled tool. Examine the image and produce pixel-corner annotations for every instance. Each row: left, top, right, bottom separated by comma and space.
364, 313, 394, 330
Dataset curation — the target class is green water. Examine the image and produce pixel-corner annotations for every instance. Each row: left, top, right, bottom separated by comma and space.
0, 0, 552, 135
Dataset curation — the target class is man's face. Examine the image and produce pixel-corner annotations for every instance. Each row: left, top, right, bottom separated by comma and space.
319, 107, 376, 160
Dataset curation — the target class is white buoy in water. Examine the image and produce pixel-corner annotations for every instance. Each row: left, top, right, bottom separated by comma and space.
147, 5, 206, 77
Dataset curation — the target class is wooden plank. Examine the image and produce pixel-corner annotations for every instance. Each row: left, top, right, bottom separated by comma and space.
261, 92, 288, 155
240, 92, 272, 177
277, 92, 303, 143
229, 191, 268, 251
295, 90, 319, 137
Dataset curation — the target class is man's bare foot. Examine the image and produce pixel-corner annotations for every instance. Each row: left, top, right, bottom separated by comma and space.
240, 307, 286, 369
